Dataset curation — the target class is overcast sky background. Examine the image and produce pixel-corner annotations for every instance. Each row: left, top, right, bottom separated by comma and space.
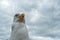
0, 0, 60, 40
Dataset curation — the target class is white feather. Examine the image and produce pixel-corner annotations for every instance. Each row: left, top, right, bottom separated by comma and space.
9, 14, 29, 40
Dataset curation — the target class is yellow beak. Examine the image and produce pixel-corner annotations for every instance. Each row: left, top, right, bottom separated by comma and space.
18, 12, 25, 20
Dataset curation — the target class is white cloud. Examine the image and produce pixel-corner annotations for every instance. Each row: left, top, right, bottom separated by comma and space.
30, 36, 54, 40
30, 9, 40, 22
0, 0, 60, 40
0, 0, 10, 9
1, 1, 10, 6
29, 9, 44, 23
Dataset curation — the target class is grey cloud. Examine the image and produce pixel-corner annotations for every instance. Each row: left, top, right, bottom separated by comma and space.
0, 0, 60, 40
26, 0, 60, 39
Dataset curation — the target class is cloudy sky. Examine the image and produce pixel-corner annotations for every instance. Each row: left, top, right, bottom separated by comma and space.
0, 0, 60, 40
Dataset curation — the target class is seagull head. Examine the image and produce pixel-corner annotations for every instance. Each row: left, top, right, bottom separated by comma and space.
14, 12, 25, 22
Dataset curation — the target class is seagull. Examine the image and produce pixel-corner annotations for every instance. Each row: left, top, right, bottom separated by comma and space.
9, 12, 29, 40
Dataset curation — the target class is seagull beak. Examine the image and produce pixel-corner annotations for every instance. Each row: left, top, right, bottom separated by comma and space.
18, 12, 25, 20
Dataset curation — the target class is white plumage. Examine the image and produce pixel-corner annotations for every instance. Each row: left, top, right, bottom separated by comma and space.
10, 13, 29, 40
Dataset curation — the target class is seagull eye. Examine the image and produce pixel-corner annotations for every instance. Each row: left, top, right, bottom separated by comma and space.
15, 14, 19, 17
